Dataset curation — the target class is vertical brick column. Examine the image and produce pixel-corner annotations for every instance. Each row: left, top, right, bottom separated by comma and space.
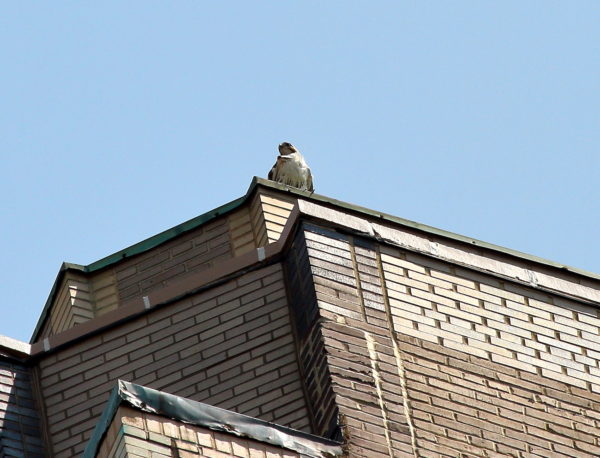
285, 226, 338, 439
285, 223, 415, 457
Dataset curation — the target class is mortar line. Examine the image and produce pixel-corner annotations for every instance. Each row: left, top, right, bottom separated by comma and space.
349, 237, 367, 322
365, 331, 395, 458
375, 246, 419, 457
351, 238, 395, 456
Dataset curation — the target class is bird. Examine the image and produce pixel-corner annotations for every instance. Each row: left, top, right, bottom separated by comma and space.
268, 142, 314, 192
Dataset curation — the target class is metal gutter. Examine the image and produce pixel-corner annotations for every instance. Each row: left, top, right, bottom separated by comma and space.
83, 380, 343, 458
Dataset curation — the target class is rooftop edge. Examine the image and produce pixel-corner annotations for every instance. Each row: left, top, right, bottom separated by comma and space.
31, 176, 600, 343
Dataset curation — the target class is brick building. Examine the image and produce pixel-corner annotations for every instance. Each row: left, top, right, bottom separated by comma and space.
1, 177, 600, 457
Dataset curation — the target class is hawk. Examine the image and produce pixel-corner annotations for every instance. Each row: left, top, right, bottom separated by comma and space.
268, 142, 314, 192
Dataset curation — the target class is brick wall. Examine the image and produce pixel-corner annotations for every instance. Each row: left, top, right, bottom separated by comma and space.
113, 192, 298, 305
292, 223, 600, 457
115, 216, 234, 302
228, 206, 257, 257
38, 270, 119, 340
24, 187, 600, 456
379, 244, 600, 392
251, 190, 296, 246
0, 358, 44, 457
285, 226, 338, 440
92, 269, 119, 318
397, 332, 600, 457
36, 191, 301, 341
97, 405, 301, 458
35, 263, 312, 456
35, 188, 301, 341
37, 216, 234, 340
38, 272, 94, 339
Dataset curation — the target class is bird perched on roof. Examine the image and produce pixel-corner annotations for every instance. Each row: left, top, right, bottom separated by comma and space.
268, 142, 314, 192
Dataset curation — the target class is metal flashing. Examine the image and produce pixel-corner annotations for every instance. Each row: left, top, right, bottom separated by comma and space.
83, 380, 343, 458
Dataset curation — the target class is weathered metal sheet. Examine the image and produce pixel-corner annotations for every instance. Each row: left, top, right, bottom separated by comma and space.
83, 380, 343, 458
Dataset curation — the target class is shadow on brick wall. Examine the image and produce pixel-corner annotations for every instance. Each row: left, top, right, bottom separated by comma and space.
0, 360, 45, 457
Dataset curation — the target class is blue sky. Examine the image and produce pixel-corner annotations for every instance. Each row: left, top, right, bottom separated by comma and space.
1, 3, 599, 342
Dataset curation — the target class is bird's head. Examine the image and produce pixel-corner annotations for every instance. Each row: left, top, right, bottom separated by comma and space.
278, 142, 298, 155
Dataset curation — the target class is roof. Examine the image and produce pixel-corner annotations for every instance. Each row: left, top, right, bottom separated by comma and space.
83, 380, 343, 458
32, 177, 600, 343
63, 177, 600, 279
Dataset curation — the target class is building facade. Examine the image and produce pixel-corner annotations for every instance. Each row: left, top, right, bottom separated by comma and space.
1, 177, 600, 457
